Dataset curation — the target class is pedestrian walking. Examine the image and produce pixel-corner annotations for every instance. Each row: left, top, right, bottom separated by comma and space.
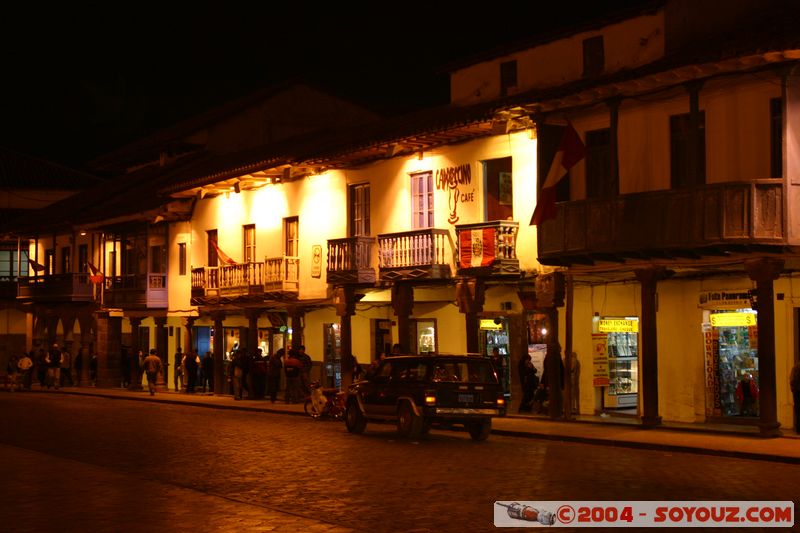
142, 348, 162, 395
789, 360, 800, 434
45, 343, 62, 390
6, 354, 19, 391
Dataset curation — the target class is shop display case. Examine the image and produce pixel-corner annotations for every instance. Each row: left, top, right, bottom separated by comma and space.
717, 326, 758, 417
604, 331, 639, 408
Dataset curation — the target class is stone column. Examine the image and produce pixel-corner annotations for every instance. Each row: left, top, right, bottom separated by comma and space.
95, 311, 122, 388
456, 279, 485, 354
154, 316, 168, 389
745, 258, 784, 437
391, 283, 414, 353
212, 312, 226, 395
635, 267, 665, 428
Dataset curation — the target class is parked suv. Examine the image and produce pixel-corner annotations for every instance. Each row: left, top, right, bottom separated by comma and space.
344, 355, 506, 440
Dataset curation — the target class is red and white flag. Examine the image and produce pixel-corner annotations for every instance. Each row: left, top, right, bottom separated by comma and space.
28, 257, 46, 273
459, 228, 496, 268
210, 240, 237, 265
530, 121, 586, 226
87, 262, 104, 284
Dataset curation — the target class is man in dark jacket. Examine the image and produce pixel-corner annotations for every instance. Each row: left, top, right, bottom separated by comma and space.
46, 343, 62, 390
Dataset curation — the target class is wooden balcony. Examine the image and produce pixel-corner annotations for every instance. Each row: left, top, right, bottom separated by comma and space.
191, 262, 264, 303
378, 228, 452, 282
105, 274, 167, 308
264, 256, 299, 294
538, 180, 785, 266
327, 236, 376, 285
17, 273, 94, 303
455, 220, 520, 277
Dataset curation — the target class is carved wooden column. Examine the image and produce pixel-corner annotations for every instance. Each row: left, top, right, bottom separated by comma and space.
128, 317, 143, 389
184, 317, 196, 353
289, 307, 305, 349
456, 279, 485, 354
335, 287, 356, 388
245, 309, 261, 354
745, 258, 784, 437
391, 283, 414, 354
635, 267, 665, 428
212, 312, 226, 395
154, 316, 168, 388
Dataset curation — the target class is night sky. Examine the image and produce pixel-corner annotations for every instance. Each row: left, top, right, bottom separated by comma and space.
0, 2, 652, 169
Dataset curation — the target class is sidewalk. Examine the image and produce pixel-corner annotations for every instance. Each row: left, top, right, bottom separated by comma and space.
40, 386, 800, 465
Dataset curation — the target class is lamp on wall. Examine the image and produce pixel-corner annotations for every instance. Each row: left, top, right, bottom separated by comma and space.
233, 180, 241, 194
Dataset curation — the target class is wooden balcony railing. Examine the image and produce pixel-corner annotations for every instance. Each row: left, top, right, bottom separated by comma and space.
191, 262, 264, 300
327, 236, 376, 285
455, 220, 520, 276
265, 256, 299, 293
104, 273, 167, 308
377, 228, 452, 282
538, 180, 785, 265
17, 273, 94, 302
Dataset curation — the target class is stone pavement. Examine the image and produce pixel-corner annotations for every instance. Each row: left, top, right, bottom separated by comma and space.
35, 385, 800, 465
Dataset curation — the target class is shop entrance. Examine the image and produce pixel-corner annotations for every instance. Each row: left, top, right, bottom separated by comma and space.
323, 323, 341, 389
703, 308, 759, 419
480, 317, 510, 401
592, 316, 639, 415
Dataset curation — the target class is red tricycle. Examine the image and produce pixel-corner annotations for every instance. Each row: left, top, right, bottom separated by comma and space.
304, 381, 346, 419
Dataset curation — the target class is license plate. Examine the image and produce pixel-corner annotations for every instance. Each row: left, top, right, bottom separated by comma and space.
458, 394, 473, 403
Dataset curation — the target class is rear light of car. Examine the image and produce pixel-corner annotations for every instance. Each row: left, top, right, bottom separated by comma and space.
425, 394, 437, 405
496, 396, 505, 407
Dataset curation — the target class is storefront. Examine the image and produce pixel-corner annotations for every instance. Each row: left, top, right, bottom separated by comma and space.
480, 318, 510, 399
592, 316, 639, 413
700, 290, 759, 420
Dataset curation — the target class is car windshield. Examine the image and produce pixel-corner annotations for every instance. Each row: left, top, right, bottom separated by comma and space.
430, 361, 496, 383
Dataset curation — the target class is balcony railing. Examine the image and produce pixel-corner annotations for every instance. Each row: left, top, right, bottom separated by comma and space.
327, 236, 376, 285
455, 220, 520, 276
265, 256, 299, 293
17, 273, 94, 302
105, 273, 167, 308
537, 180, 785, 265
378, 228, 452, 282
191, 262, 264, 300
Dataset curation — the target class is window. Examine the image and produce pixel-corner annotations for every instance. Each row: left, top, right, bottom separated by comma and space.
207, 229, 218, 267
670, 111, 706, 189
78, 244, 88, 274
500, 60, 517, 96
243, 224, 256, 263
771, 97, 783, 178
150, 245, 166, 273
410, 171, 434, 229
284, 217, 299, 256
582, 36, 604, 77
348, 184, 370, 237
585, 128, 614, 199
45, 249, 55, 276
0, 248, 27, 280
483, 157, 513, 221
178, 243, 187, 276
60, 246, 71, 274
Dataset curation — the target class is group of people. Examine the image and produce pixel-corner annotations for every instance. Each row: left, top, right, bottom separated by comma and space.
227, 345, 313, 403
172, 349, 214, 393
5, 343, 98, 391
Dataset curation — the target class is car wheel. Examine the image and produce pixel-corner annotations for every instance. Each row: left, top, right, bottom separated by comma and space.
397, 401, 423, 439
467, 418, 492, 441
345, 398, 367, 434
304, 400, 321, 419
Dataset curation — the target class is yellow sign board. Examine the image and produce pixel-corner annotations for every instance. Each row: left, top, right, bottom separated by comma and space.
598, 319, 639, 333
479, 319, 503, 330
709, 312, 757, 327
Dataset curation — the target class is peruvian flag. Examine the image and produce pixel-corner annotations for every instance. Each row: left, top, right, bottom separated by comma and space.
459, 228, 496, 268
210, 240, 237, 265
530, 121, 586, 226
87, 262, 104, 284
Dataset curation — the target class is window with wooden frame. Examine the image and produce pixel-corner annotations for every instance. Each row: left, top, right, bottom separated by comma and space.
348, 184, 370, 237
284, 217, 299, 256
670, 111, 706, 189
410, 171, 434, 229
207, 229, 218, 267
178, 243, 187, 276
243, 224, 256, 263
770, 97, 783, 178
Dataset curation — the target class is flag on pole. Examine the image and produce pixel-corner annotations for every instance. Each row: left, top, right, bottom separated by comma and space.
87, 262, 104, 284
210, 240, 237, 265
28, 258, 46, 273
530, 121, 586, 226
458, 228, 496, 268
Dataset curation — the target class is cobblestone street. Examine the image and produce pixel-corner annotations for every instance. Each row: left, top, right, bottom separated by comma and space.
1, 393, 798, 532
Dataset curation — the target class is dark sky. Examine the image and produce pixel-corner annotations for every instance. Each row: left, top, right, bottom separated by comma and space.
0, 2, 652, 169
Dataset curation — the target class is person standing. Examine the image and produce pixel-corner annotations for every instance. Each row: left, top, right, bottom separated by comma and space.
142, 349, 162, 396
46, 343, 62, 390
18, 352, 33, 390
173, 348, 184, 392
59, 347, 72, 387
298, 345, 312, 396
789, 361, 800, 434
6, 354, 19, 392
517, 353, 538, 413
229, 349, 244, 400
267, 348, 284, 403
185, 350, 200, 393
284, 349, 303, 404
36, 348, 47, 389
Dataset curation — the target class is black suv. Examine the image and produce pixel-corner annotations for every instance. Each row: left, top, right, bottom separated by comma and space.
344, 355, 506, 440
